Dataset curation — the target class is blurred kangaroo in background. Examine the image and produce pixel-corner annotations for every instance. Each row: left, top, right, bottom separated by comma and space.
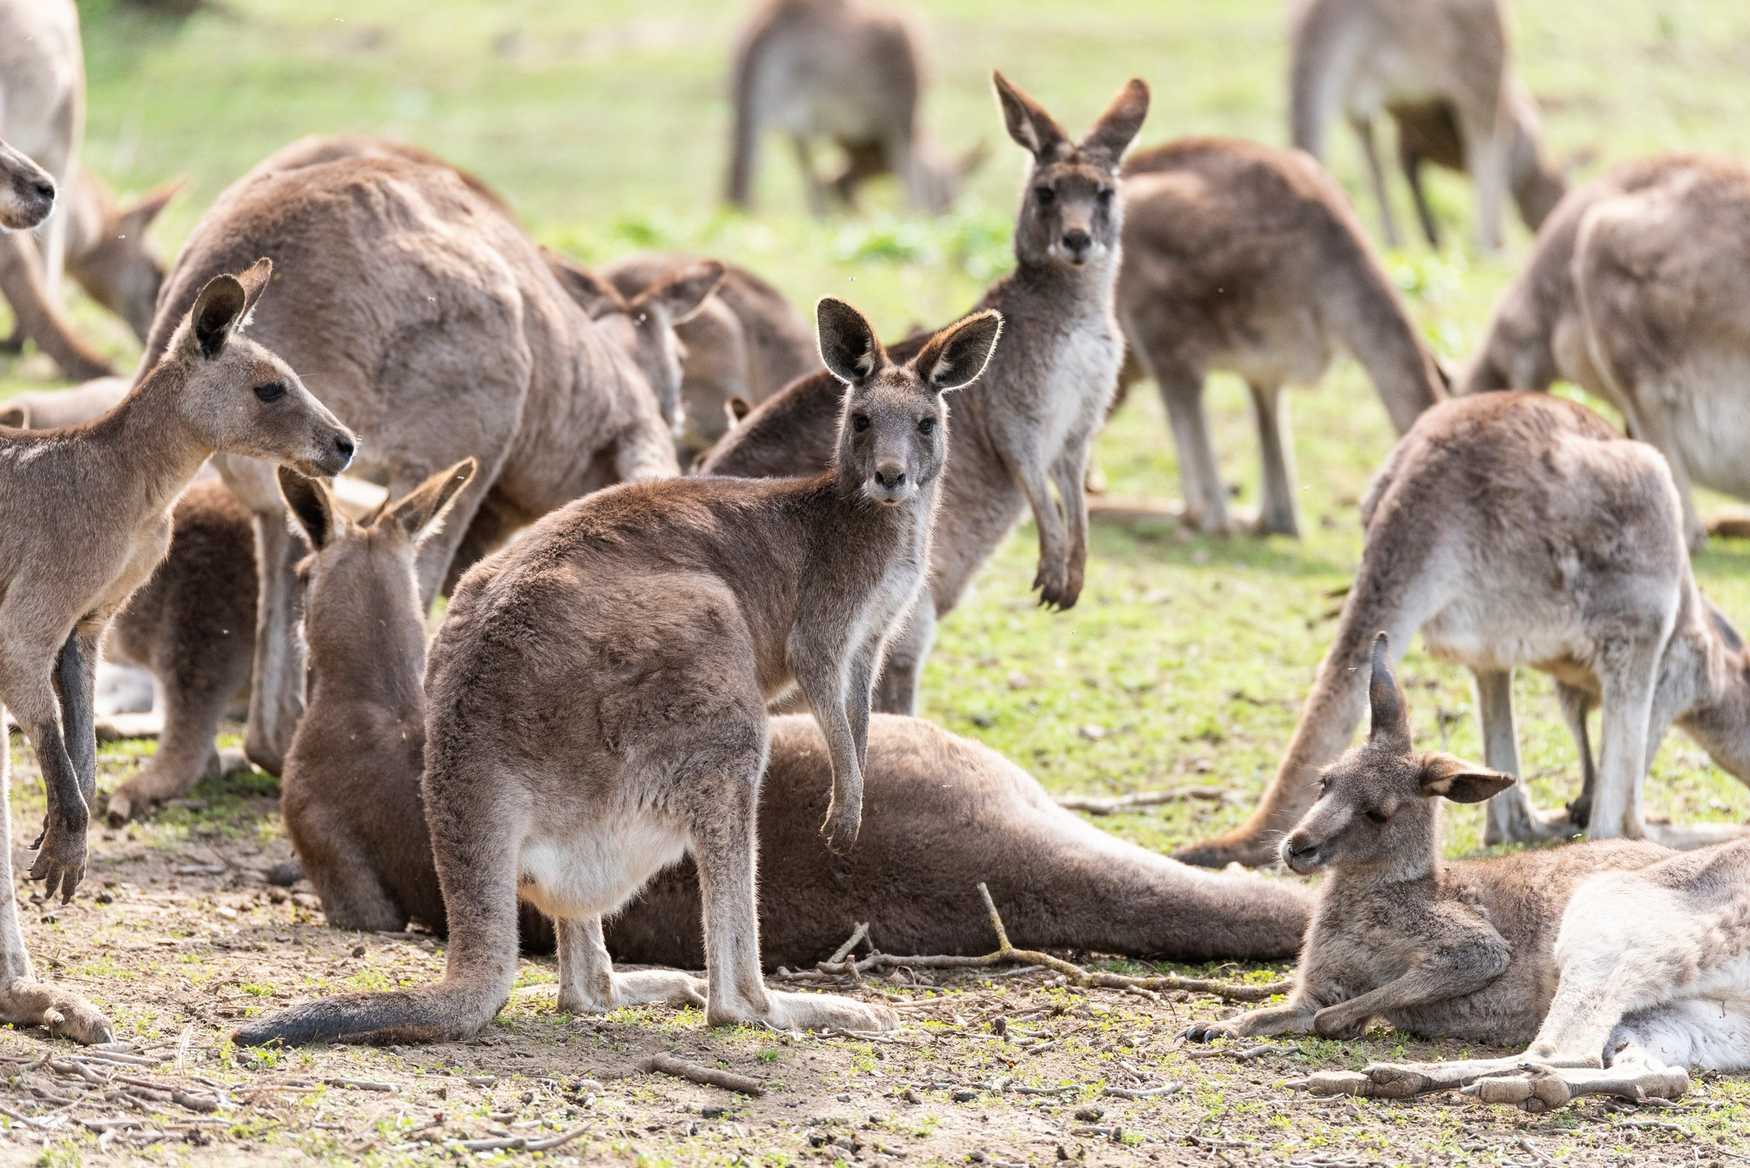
1290, 0, 1543, 251
1461, 154, 1750, 552
706, 73, 1149, 714
726, 0, 983, 215
1113, 138, 1446, 536
146, 135, 719, 776
1178, 394, 1750, 869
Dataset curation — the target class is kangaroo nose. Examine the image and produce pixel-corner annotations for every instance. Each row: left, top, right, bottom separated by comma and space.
333, 433, 356, 465
28, 178, 54, 203
1062, 228, 1092, 256
875, 464, 906, 489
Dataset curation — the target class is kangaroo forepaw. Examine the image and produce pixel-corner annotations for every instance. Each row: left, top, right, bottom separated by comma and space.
819, 802, 862, 854
0, 979, 113, 1044
29, 812, 89, 902
1032, 561, 1079, 612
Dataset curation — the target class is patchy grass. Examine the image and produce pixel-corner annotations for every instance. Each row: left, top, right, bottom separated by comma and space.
1, 0, 1748, 1162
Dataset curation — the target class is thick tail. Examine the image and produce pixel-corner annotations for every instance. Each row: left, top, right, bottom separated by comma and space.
1288, 0, 1358, 158
0, 233, 113, 381
233, 981, 504, 1047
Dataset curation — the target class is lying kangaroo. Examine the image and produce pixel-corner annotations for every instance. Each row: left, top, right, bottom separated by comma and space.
705, 72, 1149, 714
147, 135, 718, 774
1114, 137, 1445, 536
603, 253, 817, 461
1178, 392, 1750, 869
1461, 154, 1750, 551
1389, 81, 1566, 250
235, 298, 1002, 1046
1289, 0, 1526, 251
726, 0, 980, 215
0, 0, 112, 379
0, 259, 354, 1043
275, 459, 1308, 959
1191, 637, 1750, 1112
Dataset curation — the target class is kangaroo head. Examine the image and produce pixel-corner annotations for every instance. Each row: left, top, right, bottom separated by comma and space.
1676, 595, 1750, 784
994, 72, 1148, 270
70, 181, 180, 343
167, 258, 357, 477
912, 140, 992, 215
279, 459, 476, 663
0, 137, 55, 231
1282, 633, 1513, 878
818, 298, 1002, 507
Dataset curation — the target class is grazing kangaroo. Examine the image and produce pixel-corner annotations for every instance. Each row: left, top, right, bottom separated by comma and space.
1191, 637, 1750, 1113
0, 259, 354, 1043
1114, 138, 1445, 536
726, 0, 981, 215
1177, 393, 1750, 869
1289, 0, 1528, 251
234, 298, 1001, 1046
62, 170, 178, 344
705, 72, 1149, 714
603, 253, 818, 461
1461, 154, 1750, 551
0, 0, 112, 379
148, 135, 717, 775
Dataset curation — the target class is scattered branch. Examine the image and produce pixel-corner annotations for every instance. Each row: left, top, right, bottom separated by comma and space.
1103, 1082, 1183, 1100
1057, 789, 1229, 815
641, 1053, 765, 1097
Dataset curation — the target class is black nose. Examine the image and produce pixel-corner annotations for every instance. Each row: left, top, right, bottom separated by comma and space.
333, 434, 356, 462
29, 179, 54, 203
875, 466, 905, 489
1062, 228, 1091, 255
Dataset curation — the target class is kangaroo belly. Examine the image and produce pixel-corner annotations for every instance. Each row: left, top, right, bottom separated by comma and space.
518, 814, 689, 922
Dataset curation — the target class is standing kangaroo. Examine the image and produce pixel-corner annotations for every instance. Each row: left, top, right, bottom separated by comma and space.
705, 72, 1149, 714
1114, 138, 1445, 536
1177, 393, 1750, 869
0, 259, 354, 1043
1191, 637, 1750, 1112
726, 0, 983, 215
1461, 154, 1750, 551
147, 135, 719, 775
1289, 0, 1530, 251
234, 299, 1002, 1046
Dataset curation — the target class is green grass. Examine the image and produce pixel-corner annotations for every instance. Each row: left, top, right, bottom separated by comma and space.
7, 0, 1749, 870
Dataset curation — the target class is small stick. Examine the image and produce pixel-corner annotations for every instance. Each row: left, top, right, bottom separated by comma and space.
449, 1127, 589, 1153
1057, 789, 1229, 814
825, 922, 870, 967
322, 1077, 396, 1093
1103, 1082, 1183, 1100
641, 1053, 765, 1097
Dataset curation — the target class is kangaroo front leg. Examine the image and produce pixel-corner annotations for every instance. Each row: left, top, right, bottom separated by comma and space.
1047, 435, 1095, 609
1311, 930, 1509, 1039
1014, 459, 1074, 611
555, 917, 703, 1015
792, 633, 865, 850
1184, 1001, 1317, 1042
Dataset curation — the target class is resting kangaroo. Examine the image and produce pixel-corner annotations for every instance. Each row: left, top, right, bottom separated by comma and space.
0, 259, 354, 1043
1178, 393, 1750, 868
1114, 138, 1444, 536
147, 135, 719, 774
705, 72, 1148, 714
1461, 154, 1750, 551
234, 298, 1001, 1046
1289, 0, 1531, 251
1191, 637, 1750, 1112
726, 0, 981, 215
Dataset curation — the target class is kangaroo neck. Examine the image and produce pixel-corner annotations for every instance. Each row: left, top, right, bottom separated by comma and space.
81, 367, 212, 526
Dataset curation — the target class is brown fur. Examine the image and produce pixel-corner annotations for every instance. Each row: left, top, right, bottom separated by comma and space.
1114, 138, 1444, 536
1178, 393, 1750, 868
61, 169, 178, 343
704, 73, 1149, 714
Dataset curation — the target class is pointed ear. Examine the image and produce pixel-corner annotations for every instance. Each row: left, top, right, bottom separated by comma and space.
1079, 78, 1150, 165
726, 394, 751, 423
191, 272, 247, 358
1367, 631, 1411, 748
380, 458, 477, 546
993, 71, 1069, 160
236, 257, 273, 321
1419, 753, 1516, 804
547, 251, 627, 320
912, 310, 1002, 393
0, 403, 28, 428
643, 260, 725, 326
278, 465, 339, 551
816, 298, 885, 386
117, 180, 183, 236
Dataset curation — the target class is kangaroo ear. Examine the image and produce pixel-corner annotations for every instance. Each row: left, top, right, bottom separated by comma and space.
993, 71, 1069, 160
913, 310, 1003, 393
278, 465, 338, 551
641, 260, 725, 326
1079, 78, 1150, 165
1367, 631, 1411, 749
1419, 753, 1515, 804
381, 458, 477, 546
816, 298, 885, 386
547, 251, 627, 320
726, 394, 752, 423
236, 257, 273, 321
118, 180, 183, 236
0, 402, 28, 428
190, 272, 247, 358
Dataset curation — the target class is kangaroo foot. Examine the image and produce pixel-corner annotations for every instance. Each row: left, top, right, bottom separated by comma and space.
0, 978, 113, 1044
29, 811, 88, 901
1465, 1062, 1689, 1111
559, 970, 706, 1016
710, 989, 898, 1033
1293, 1057, 1526, 1100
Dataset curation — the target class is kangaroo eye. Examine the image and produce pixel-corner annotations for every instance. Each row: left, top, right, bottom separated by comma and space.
1316, 776, 1333, 794
918, 416, 936, 435
254, 382, 287, 404
1366, 808, 1391, 825
852, 413, 871, 433
1033, 186, 1056, 206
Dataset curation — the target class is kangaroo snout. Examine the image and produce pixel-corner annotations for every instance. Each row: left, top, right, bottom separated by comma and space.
1061, 227, 1093, 262
1281, 832, 1325, 875
306, 425, 358, 478
1, 157, 55, 231
869, 461, 911, 504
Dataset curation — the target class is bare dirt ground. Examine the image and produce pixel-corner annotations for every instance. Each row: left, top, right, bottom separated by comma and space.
0, 740, 1746, 1167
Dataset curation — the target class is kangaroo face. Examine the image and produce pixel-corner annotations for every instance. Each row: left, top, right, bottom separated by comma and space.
72, 187, 177, 343
0, 138, 55, 232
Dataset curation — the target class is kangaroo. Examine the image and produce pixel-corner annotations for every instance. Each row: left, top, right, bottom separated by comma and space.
1192, 638, 1750, 1113
603, 253, 818, 461
704, 72, 1149, 714
147, 135, 718, 775
1389, 81, 1566, 249
0, 136, 57, 231
1178, 393, 1750, 869
726, 0, 981, 215
1461, 154, 1750, 552
0, 259, 354, 1043
233, 298, 1001, 1046
1114, 138, 1444, 536
0, 0, 113, 379
1289, 0, 1528, 251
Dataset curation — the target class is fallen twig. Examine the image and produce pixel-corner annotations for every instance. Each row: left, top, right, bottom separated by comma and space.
1057, 789, 1229, 814
1103, 1082, 1183, 1100
322, 1077, 396, 1093
1184, 1042, 1280, 1062
825, 922, 869, 966
449, 1126, 589, 1153
641, 1052, 764, 1097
